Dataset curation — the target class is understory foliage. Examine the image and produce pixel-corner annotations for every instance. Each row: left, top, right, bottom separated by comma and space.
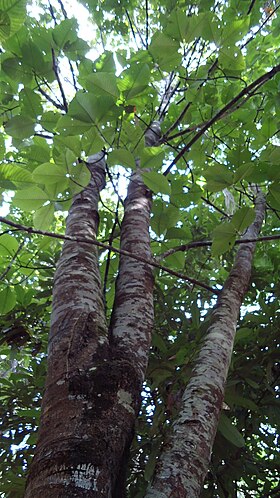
0, 0, 279, 496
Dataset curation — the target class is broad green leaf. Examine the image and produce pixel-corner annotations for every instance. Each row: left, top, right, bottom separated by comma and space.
231, 207, 255, 233
82, 128, 105, 156
85, 72, 119, 98
212, 222, 236, 256
19, 87, 42, 118
233, 163, 254, 183
54, 135, 81, 157
32, 163, 67, 185
68, 92, 118, 124
52, 18, 78, 48
0, 234, 18, 257
33, 203, 54, 230
68, 162, 91, 193
151, 201, 181, 236
117, 63, 150, 101
0, 10, 10, 40
225, 393, 259, 412
140, 147, 165, 170
40, 111, 61, 133
165, 227, 191, 240
165, 9, 189, 42
13, 186, 48, 210
56, 115, 91, 134
0, 164, 33, 188
21, 41, 45, 70
142, 171, 171, 195
218, 412, 245, 448
5, 115, 35, 139
0, 0, 26, 41
267, 182, 280, 210
205, 165, 233, 192
149, 33, 181, 71
220, 48, 245, 75
108, 149, 135, 169
0, 287, 16, 314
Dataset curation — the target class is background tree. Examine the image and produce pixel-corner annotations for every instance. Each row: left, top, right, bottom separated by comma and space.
0, 0, 279, 497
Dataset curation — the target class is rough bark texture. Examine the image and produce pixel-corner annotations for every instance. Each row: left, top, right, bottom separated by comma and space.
145, 191, 266, 498
25, 123, 160, 498
24, 152, 109, 497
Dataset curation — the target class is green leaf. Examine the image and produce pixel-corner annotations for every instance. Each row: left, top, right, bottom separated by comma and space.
33, 203, 54, 230
52, 18, 78, 48
56, 115, 91, 135
165, 227, 191, 240
0, 10, 10, 40
32, 163, 67, 185
267, 182, 280, 210
140, 147, 165, 170
205, 165, 233, 192
82, 128, 105, 156
117, 63, 150, 101
151, 201, 181, 236
68, 162, 91, 194
0, 287, 16, 314
212, 222, 236, 256
85, 72, 119, 98
13, 186, 48, 210
142, 172, 171, 195
231, 207, 255, 233
0, 164, 33, 189
233, 163, 254, 183
0, 0, 26, 41
108, 149, 135, 169
225, 393, 259, 412
0, 234, 18, 258
218, 412, 245, 448
68, 92, 118, 124
19, 87, 42, 118
149, 33, 181, 71
5, 115, 35, 139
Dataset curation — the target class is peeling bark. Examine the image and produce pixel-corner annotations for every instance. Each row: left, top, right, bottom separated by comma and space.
145, 191, 266, 498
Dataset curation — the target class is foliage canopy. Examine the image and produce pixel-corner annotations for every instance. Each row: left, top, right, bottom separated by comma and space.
0, 0, 279, 496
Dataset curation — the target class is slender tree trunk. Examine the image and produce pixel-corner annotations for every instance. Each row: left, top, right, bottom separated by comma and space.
25, 123, 160, 497
145, 190, 266, 498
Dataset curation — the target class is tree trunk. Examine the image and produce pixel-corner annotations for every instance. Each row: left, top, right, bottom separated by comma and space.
145, 190, 266, 498
25, 123, 160, 497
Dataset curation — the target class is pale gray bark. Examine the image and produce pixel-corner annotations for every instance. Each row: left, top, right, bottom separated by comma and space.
145, 190, 266, 498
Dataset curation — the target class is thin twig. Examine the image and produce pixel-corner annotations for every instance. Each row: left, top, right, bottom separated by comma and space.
145, 0, 149, 48
0, 217, 218, 294
0, 239, 25, 281
51, 48, 68, 112
156, 234, 280, 261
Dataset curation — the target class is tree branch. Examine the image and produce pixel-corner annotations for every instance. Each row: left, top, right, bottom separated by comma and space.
163, 63, 280, 175
0, 217, 218, 294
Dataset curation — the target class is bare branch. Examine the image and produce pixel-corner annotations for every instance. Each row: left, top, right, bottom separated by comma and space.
51, 48, 68, 112
0, 217, 218, 294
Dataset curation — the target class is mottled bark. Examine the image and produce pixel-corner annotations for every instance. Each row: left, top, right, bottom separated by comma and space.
145, 191, 266, 498
25, 123, 160, 497
24, 153, 109, 497
110, 121, 161, 380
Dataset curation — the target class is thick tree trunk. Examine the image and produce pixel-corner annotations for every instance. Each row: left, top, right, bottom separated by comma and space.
25, 123, 160, 497
145, 190, 266, 498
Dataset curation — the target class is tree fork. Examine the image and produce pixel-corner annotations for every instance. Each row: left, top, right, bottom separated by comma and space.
25, 124, 161, 497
